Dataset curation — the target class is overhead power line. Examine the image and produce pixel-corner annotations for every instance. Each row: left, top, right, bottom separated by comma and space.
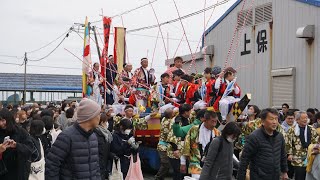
74, 29, 198, 42
91, 0, 159, 23
0, 54, 24, 59
27, 27, 74, 54
126, 0, 231, 33
28, 30, 72, 62
0, 61, 80, 70
27, 64, 80, 70
0, 61, 24, 66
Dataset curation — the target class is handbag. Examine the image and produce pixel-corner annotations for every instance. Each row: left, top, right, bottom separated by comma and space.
29, 139, 45, 180
109, 159, 123, 180
125, 154, 143, 180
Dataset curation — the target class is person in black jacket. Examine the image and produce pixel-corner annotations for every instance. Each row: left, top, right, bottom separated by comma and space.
40, 116, 53, 156
237, 108, 288, 180
29, 120, 46, 163
106, 55, 118, 105
94, 112, 113, 180
45, 98, 101, 180
29, 120, 46, 179
111, 118, 139, 178
0, 108, 34, 180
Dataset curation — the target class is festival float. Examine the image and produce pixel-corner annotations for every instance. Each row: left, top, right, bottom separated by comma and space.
76, 15, 252, 170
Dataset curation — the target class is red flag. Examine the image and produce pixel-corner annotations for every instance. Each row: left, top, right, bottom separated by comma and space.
100, 17, 112, 78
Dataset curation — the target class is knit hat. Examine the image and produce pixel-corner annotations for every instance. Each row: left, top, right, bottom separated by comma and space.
211, 66, 222, 76
76, 98, 101, 123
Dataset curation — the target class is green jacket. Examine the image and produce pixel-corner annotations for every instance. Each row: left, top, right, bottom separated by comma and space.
172, 118, 202, 138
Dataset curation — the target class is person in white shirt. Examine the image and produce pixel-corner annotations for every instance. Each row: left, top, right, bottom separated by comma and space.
87, 63, 103, 105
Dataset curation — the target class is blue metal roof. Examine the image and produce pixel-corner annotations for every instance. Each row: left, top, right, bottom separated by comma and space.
202, 0, 319, 46
296, 0, 320, 7
0, 73, 82, 92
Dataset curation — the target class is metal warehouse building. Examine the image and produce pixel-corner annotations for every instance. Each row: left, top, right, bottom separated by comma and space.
166, 0, 320, 110
0, 73, 82, 104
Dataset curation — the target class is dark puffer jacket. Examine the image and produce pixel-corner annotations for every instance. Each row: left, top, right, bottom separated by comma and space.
45, 123, 100, 180
237, 127, 288, 180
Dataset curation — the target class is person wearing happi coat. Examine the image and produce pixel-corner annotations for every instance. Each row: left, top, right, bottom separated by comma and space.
175, 74, 197, 106
87, 62, 104, 105
171, 69, 185, 94
214, 67, 241, 122
120, 63, 133, 84
190, 73, 205, 103
165, 56, 186, 84
182, 111, 221, 179
132, 58, 155, 107
154, 73, 174, 107
118, 77, 133, 104
205, 66, 222, 106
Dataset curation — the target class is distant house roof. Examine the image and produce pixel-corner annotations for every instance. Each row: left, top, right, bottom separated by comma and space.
0, 73, 82, 92
203, 0, 319, 42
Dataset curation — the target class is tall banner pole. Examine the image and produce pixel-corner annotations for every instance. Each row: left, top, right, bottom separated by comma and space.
102, 17, 112, 105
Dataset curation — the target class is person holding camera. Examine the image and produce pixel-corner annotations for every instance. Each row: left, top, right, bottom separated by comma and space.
0, 108, 34, 180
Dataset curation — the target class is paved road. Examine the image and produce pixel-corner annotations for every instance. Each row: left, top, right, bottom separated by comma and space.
141, 166, 237, 180
144, 173, 171, 180
142, 168, 172, 180
142, 169, 236, 180
141, 167, 172, 180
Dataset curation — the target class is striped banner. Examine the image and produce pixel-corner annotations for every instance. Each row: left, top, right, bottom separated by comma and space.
82, 17, 92, 97
113, 27, 126, 73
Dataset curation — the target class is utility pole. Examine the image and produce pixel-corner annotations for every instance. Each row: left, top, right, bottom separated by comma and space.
23, 52, 27, 105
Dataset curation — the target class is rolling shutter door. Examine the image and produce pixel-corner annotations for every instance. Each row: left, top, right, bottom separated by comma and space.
271, 68, 296, 108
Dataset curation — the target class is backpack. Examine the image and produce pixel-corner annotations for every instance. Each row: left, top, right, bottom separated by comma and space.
40, 132, 52, 156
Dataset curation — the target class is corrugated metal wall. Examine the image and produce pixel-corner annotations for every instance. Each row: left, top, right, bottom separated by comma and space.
273, 0, 320, 110
202, 0, 320, 109
205, 0, 274, 108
